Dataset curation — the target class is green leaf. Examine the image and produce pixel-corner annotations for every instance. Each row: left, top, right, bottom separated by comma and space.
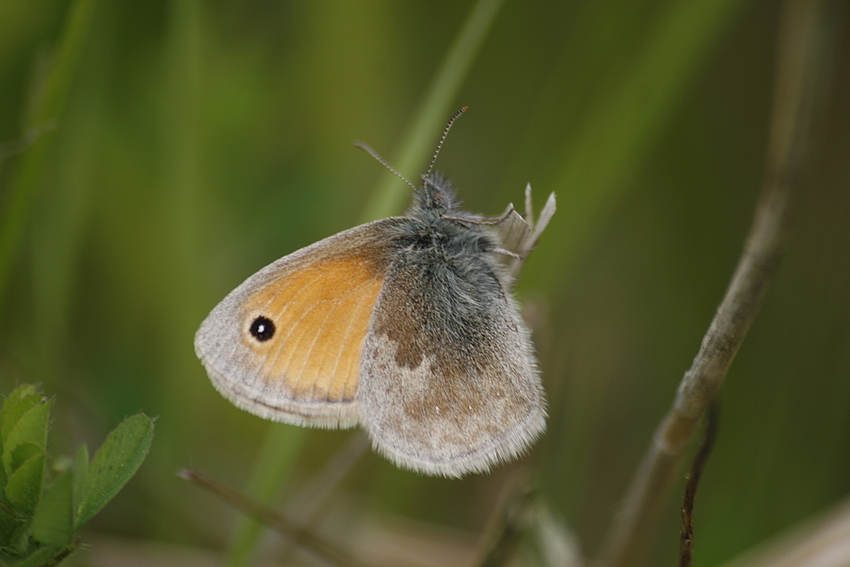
1, 395, 43, 440
0, 386, 41, 489
0, 385, 37, 415
3, 401, 51, 478
74, 414, 153, 530
9, 443, 42, 474
6, 401, 51, 451
9, 544, 60, 567
31, 471, 73, 546
0, 503, 24, 548
4, 454, 45, 512
2, 520, 32, 557
0, 432, 5, 491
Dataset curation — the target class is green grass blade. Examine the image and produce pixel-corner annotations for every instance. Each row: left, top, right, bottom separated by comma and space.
224, 425, 307, 567
359, 0, 506, 222
0, 0, 98, 320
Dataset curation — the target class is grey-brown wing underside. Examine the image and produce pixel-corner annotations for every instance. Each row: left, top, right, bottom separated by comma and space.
358, 248, 546, 477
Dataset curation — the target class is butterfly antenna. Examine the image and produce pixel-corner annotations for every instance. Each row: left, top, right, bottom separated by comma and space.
425, 106, 468, 177
354, 141, 418, 192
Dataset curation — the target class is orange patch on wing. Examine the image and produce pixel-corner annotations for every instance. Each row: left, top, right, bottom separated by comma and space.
242, 255, 385, 403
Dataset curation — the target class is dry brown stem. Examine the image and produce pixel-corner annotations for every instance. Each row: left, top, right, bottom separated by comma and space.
592, 1, 841, 565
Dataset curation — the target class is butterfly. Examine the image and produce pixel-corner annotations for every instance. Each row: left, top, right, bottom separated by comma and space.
195, 108, 552, 477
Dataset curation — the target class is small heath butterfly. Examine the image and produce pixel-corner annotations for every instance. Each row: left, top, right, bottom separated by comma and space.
195, 109, 547, 477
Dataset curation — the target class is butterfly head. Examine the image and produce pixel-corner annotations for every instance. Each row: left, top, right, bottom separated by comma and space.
415, 172, 459, 213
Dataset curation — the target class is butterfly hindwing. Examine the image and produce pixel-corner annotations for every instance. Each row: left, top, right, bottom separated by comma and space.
358, 240, 546, 476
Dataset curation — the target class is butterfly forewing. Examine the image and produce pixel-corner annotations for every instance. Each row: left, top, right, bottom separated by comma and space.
195, 220, 401, 427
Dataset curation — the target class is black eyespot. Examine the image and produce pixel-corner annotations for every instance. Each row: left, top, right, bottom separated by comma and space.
249, 316, 275, 342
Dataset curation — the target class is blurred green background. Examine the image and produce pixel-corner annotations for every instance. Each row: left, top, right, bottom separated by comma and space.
1, 0, 848, 565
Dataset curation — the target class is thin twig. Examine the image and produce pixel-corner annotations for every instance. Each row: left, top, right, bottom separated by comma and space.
679, 401, 720, 567
474, 471, 534, 567
178, 468, 369, 567
592, 1, 840, 566
477, 491, 533, 567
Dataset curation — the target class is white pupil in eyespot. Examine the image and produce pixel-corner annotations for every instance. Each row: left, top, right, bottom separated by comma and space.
249, 316, 275, 341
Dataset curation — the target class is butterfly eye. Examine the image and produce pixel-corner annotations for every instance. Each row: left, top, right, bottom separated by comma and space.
249, 316, 276, 342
